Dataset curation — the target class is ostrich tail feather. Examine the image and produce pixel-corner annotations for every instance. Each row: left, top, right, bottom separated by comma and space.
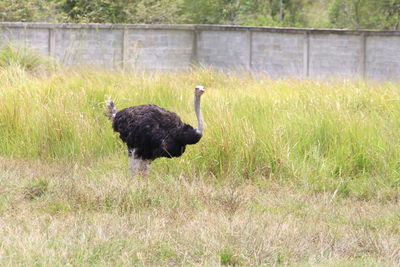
105, 99, 118, 120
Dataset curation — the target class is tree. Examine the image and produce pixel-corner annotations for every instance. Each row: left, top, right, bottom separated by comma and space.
0, 0, 398, 29
329, 0, 400, 30
237, 0, 314, 27
379, 0, 400, 30
60, 0, 130, 23
0, 0, 64, 22
134, 0, 186, 24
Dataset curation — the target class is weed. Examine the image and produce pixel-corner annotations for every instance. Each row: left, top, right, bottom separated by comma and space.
220, 248, 242, 266
0, 67, 400, 265
0, 44, 57, 73
23, 178, 48, 200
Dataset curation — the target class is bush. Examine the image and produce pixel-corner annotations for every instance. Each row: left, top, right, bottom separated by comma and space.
0, 44, 58, 73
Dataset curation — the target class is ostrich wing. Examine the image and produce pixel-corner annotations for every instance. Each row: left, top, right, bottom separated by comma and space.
112, 104, 186, 159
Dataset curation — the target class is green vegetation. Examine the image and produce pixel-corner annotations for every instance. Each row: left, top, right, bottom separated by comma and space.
1, 65, 400, 199
1, 0, 399, 30
0, 63, 399, 265
0, 44, 57, 73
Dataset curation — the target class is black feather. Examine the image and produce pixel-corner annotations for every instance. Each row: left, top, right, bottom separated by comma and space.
112, 104, 202, 160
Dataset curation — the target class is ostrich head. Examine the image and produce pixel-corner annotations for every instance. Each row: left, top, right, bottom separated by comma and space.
194, 85, 205, 135
195, 85, 205, 96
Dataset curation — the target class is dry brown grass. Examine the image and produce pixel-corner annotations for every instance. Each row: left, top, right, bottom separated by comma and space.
0, 156, 399, 266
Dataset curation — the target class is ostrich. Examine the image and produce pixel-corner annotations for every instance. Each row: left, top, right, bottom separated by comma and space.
106, 85, 205, 177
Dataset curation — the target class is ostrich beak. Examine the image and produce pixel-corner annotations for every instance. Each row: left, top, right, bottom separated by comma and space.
195, 85, 205, 93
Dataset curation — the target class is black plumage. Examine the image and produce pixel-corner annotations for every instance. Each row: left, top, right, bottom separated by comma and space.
106, 85, 205, 176
112, 104, 202, 160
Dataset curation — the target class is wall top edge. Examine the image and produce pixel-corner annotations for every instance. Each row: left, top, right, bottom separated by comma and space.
1, 22, 400, 36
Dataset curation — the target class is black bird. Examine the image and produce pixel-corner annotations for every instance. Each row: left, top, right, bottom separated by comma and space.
106, 85, 205, 176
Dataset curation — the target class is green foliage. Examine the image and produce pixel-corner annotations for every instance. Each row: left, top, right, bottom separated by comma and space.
61, 0, 130, 23
0, 0, 398, 29
134, 0, 187, 24
0, 44, 57, 73
59, 0, 187, 24
0, 0, 64, 22
329, 0, 400, 30
182, 0, 226, 24
220, 248, 242, 266
1, 67, 400, 199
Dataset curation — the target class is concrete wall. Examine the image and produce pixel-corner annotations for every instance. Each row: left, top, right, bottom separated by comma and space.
251, 32, 304, 77
1, 23, 400, 80
125, 29, 195, 71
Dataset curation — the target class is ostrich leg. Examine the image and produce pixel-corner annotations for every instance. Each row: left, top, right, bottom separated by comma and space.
137, 159, 151, 176
128, 149, 151, 177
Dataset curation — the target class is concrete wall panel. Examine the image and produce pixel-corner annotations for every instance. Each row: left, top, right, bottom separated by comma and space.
125, 29, 194, 71
366, 36, 400, 80
0, 27, 49, 54
197, 30, 250, 71
252, 32, 304, 77
309, 34, 362, 77
54, 28, 123, 68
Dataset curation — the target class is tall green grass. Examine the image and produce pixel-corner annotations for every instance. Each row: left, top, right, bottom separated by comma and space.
0, 44, 58, 73
1, 66, 400, 198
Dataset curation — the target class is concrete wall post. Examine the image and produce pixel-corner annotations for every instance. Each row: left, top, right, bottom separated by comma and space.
303, 31, 310, 77
48, 28, 55, 58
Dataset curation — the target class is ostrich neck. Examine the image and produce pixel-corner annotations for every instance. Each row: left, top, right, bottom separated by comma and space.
194, 94, 204, 135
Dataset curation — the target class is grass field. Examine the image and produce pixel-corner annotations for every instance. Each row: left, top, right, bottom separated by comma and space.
0, 66, 400, 265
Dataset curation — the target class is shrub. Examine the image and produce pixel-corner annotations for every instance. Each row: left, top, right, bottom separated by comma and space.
0, 44, 58, 73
